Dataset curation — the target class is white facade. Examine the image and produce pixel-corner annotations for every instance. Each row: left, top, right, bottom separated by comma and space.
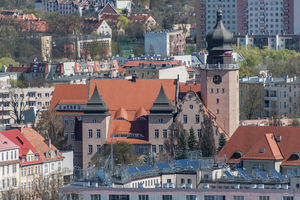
95, 20, 112, 36
0, 73, 18, 89
116, 0, 132, 13
145, 31, 168, 56
61, 150, 74, 176
205, 0, 238, 34
248, 0, 284, 35
40, 0, 80, 15
294, 0, 300, 34
158, 66, 188, 83
0, 148, 19, 192
0, 87, 54, 125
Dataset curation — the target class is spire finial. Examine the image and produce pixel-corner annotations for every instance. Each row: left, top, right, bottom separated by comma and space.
217, 8, 223, 22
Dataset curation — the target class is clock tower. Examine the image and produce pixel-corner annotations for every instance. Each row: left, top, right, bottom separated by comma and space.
200, 8, 239, 137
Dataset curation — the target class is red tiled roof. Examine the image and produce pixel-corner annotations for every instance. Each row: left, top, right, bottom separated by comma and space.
0, 133, 19, 151
22, 128, 64, 162
179, 83, 201, 94
6, 66, 29, 73
218, 126, 300, 166
50, 84, 89, 109
122, 60, 180, 68
0, 129, 42, 166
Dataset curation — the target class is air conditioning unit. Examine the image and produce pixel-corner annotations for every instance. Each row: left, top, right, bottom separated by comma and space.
250, 184, 257, 189
258, 184, 264, 189
234, 184, 240, 189
186, 184, 192, 189
203, 184, 209, 189
274, 184, 281, 189
282, 184, 289, 190
180, 184, 185, 189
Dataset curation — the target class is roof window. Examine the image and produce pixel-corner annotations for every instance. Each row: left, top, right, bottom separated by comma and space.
288, 153, 300, 161
259, 148, 265, 153
231, 151, 242, 159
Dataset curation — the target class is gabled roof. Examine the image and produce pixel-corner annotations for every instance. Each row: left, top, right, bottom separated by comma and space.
22, 128, 64, 162
99, 3, 120, 16
150, 83, 174, 114
0, 129, 42, 165
218, 126, 300, 166
0, 133, 19, 151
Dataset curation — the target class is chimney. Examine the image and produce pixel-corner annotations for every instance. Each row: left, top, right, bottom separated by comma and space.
45, 138, 51, 148
131, 72, 137, 82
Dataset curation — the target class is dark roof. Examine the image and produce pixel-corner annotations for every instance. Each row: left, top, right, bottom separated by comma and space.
206, 9, 233, 51
150, 83, 174, 114
23, 108, 36, 124
84, 84, 109, 115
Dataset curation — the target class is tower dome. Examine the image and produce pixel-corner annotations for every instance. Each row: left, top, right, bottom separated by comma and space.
206, 9, 233, 51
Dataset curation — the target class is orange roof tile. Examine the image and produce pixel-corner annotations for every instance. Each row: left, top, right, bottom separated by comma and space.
219, 126, 300, 166
22, 128, 63, 162
179, 83, 201, 94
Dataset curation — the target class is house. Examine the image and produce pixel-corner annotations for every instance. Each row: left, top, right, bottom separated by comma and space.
130, 14, 158, 31
218, 126, 300, 175
22, 128, 65, 180
0, 129, 43, 193
98, 3, 120, 18
81, 18, 112, 36
0, 133, 20, 193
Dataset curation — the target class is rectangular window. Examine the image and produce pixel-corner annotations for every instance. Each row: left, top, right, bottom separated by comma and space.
88, 129, 93, 138
186, 195, 196, 200
195, 115, 200, 123
204, 196, 225, 200
283, 197, 294, 200
159, 145, 163, 152
162, 195, 172, 200
152, 145, 156, 153
88, 145, 93, 154
234, 196, 244, 200
139, 195, 149, 200
183, 115, 187, 124
259, 197, 270, 200
155, 129, 159, 138
163, 129, 167, 138
97, 145, 101, 153
97, 129, 101, 138
109, 195, 129, 200
91, 194, 101, 200
197, 129, 201, 138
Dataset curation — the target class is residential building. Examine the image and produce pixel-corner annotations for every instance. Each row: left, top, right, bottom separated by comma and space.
0, 87, 54, 126
219, 126, 300, 175
144, 30, 186, 57
240, 76, 300, 118
198, 8, 240, 136
39, 0, 88, 15
98, 3, 120, 19
81, 18, 112, 36
0, 129, 43, 193
130, 14, 158, 31
196, 0, 297, 49
22, 128, 64, 181
0, 134, 19, 193
235, 34, 300, 51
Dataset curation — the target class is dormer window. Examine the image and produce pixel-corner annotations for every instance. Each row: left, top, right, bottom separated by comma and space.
35, 155, 39, 160
116, 117, 126, 121
22, 157, 25, 162
231, 151, 242, 159
259, 148, 265, 153
288, 153, 300, 161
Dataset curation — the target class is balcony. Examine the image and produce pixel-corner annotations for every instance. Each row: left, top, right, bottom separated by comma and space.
200, 64, 240, 70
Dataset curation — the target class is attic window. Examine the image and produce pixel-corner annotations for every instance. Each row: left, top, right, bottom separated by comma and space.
231, 151, 242, 159
288, 153, 300, 161
3, 141, 7, 144
16, 137, 24, 145
116, 117, 126, 121
136, 117, 146, 121
259, 148, 265, 153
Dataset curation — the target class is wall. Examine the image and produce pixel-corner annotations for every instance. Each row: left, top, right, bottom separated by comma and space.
145, 32, 167, 56
158, 66, 188, 83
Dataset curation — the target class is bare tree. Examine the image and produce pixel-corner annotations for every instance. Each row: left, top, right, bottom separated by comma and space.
35, 109, 65, 149
9, 88, 27, 124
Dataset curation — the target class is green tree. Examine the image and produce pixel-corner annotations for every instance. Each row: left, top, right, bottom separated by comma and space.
199, 115, 216, 157
0, 57, 19, 68
176, 129, 188, 159
188, 127, 197, 151
164, 121, 185, 159
100, 142, 138, 166
217, 134, 226, 152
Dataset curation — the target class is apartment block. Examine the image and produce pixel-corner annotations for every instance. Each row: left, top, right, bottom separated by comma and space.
240, 76, 300, 118
0, 87, 54, 126
145, 30, 186, 57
